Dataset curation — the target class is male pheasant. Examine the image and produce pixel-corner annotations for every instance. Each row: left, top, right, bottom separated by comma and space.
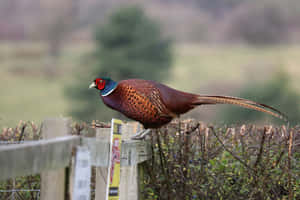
89, 77, 287, 137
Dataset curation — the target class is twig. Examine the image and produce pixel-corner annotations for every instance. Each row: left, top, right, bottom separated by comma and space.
253, 127, 266, 168
288, 129, 294, 200
90, 123, 111, 128
271, 150, 285, 169
18, 123, 27, 142
156, 130, 171, 200
209, 126, 256, 173
184, 122, 200, 135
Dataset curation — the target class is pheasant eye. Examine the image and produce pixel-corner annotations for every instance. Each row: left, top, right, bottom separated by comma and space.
97, 79, 106, 90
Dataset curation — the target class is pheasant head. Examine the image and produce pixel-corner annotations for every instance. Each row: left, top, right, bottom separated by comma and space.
89, 77, 117, 96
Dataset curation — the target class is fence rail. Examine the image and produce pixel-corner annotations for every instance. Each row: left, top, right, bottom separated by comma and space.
0, 118, 151, 200
0, 136, 80, 181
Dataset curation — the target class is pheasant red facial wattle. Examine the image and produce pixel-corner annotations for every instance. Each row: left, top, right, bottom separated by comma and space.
95, 78, 106, 90
89, 77, 288, 129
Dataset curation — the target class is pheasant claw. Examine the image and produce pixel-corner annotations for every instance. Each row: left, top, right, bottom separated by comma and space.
131, 129, 151, 140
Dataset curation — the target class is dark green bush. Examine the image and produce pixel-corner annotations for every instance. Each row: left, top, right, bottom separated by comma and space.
141, 120, 299, 200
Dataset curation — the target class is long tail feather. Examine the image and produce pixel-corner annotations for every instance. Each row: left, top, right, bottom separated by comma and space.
194, 95, 288, 121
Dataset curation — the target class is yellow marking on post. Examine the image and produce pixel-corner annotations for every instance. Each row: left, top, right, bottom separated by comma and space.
106, 119, 123, 200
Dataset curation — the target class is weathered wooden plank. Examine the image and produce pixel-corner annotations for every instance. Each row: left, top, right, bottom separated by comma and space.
120, 165, 139, 200
120, 122, 141, 200
95, 128, 110, 200
138, 163, 146, 200
0, 130, 151, 178
41, 118, 72, 200
80, 138, 151, 167
121, 140, 151, 166
0, 135, 80, 180
81, 137, 110, 166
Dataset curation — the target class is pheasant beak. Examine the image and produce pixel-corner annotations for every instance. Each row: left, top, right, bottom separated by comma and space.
89, 82, 97, 89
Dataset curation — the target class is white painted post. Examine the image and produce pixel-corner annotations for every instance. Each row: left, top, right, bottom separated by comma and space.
72, 146, 91, 200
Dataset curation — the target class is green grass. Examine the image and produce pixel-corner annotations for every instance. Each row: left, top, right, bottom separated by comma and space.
0, 75, 68, 127
1, 42, 300, 127
170, 44, 300, 91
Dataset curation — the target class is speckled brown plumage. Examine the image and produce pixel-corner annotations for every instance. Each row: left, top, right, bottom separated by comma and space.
90, 78, 288, 128
101, 79, 181, 128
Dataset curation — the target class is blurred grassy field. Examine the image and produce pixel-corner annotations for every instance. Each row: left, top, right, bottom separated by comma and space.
1, 42, 300, 128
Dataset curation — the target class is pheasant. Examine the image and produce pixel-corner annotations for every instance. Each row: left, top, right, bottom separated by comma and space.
89, 77, 287, 138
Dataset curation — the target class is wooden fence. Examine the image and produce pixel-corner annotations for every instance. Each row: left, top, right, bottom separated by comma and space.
0, 118, 151, 200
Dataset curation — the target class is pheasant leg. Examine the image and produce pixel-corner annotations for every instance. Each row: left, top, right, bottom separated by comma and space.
131, 129, 151, 140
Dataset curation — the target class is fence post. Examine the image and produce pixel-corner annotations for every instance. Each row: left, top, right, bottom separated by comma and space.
94, 122, 148, 200
138, 163, 145, 200
40, 118, 72, 200
119, 122, 142, 200
95, 128, 111, 200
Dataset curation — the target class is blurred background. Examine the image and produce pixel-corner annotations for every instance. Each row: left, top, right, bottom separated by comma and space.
1, 0, 300, 128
